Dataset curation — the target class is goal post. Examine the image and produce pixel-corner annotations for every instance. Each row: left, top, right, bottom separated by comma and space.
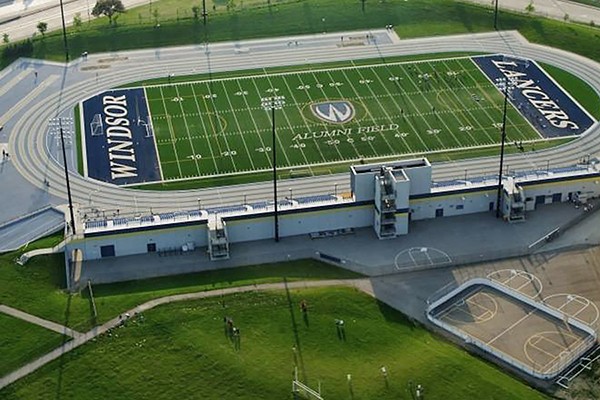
292, 381, 323, 400
90, 113, 104, 136
137, 116, 154, 138
292, 367, 323, 400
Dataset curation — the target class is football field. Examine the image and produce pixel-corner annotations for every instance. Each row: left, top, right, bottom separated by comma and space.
143, 56, 542, 182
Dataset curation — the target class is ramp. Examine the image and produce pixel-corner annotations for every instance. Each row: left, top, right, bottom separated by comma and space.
0, 206, 64, 252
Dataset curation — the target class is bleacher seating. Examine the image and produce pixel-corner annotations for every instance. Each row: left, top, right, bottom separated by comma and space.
206, 205, 247, 214
250, 201, 270, 210
84, 220, 107, 230
295, 194, 337, 205
113, 217, 128, 226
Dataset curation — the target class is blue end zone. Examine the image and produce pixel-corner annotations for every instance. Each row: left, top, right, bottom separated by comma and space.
472, 55, 595, 138
81, 88, 161, 185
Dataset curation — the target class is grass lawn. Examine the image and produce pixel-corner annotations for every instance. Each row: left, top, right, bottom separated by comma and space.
0, 313, 68, 377
539, 62, 600, 120
0, 239, 360, 332
4, 0, 600, 68
0, 288, 549, 399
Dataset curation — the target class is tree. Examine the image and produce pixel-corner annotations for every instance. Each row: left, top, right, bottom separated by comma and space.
37, 21, 48, 37
525, 1, 535, 13
73, 12, 83, 28
2, 33, 9, 44
92, 0, 126, 25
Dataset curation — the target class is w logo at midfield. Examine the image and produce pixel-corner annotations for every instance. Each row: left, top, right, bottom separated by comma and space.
311, 101, 355, 124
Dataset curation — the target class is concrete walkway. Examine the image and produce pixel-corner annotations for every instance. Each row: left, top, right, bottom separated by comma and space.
0, 304, 82, 339
0, 278, 371, 390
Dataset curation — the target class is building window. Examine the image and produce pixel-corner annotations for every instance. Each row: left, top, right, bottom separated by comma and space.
147, 243, 156, 253
456, 204, 464, 210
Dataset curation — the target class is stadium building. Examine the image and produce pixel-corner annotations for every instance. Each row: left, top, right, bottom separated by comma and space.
65, 157, 600, 287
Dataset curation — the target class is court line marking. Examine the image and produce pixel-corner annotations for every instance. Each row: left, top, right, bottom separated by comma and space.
543, 293, 600, 326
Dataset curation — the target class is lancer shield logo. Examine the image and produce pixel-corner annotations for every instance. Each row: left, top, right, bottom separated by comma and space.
311, 101, 355, 124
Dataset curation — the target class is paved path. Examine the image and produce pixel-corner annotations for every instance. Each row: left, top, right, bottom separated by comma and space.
0, 278, 372, 390
0, 304, 82, 338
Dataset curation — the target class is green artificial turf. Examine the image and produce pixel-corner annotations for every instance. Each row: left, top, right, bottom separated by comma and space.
0, 287, 549, 399
120, 56, 539, 184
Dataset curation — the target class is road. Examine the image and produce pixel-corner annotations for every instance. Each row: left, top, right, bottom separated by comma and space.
0, 0, 149, 42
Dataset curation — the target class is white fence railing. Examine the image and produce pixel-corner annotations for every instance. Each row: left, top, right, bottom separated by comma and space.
427, 277, 597, 380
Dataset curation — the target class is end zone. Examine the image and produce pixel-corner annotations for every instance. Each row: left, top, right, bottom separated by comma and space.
472, 54, 595, 138
80, 88, 162, 185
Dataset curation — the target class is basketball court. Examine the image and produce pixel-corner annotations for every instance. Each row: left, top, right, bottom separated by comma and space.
429, 280, 596, 378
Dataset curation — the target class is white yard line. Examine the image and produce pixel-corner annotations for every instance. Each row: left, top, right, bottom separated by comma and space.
190, 83, 220, 173
204, 81, 238, 171
461, 58, 516, 144
393, 65, 448, 150
334, 68, 379, 155
132, 54, 485, 90
293, 71, 342, 164
234, 78, 273, 166
158, 86, 184, 178
409, 63, 463, 148
143, 87, 165, 181
426, 60, 484, 146
219, 80, 257, 171
345, 65, 397, 153
252, 72, 294, 167
369, 65, 418, 153
173, 85, 202, 176
279, 74, 322, 170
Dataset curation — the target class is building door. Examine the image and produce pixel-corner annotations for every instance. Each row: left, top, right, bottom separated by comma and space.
100, 245, 115, 258
435, 208, 444, 218
552, 193, 562, 203
489, 201, 495, 211
535, 195, 545, 205
147, 243, 157, 253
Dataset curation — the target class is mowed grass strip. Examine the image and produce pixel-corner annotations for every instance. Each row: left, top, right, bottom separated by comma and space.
143, 56, 541, 181
0, 238, 359, 331
1, 288, 549, 399
0, 313, 68, 376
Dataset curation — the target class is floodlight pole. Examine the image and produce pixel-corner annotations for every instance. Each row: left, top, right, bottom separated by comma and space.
261, 96, 285, 242
496, 78, 509, 219
202, 0, 207, 26
59, 119, 76, 235
272, 102, 279, 242
59, 0, 69, 61
494, 0, 499, 30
